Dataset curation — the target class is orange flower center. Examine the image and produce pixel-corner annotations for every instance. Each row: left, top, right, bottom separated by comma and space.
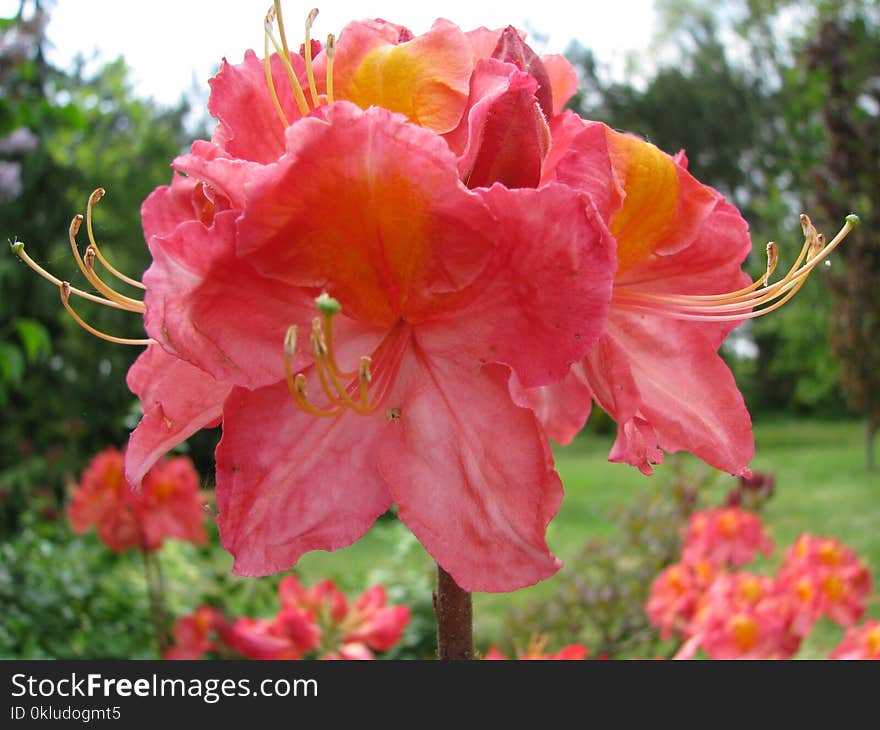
729, 614, 758, 652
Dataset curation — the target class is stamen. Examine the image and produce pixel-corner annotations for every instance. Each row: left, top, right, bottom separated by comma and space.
763, 242, 778, 287
265, 4, 311, 116
11, 238, 134, 311
264, 16, 290, 128
59, 282, 154, 346
325, 34, 336, 104
283, 324, 341, 417
613, 214, 859, 322
304, 8, 320, 107
68, 216, 145, 313
85, 188, 145, 290
283, 296, 409, 419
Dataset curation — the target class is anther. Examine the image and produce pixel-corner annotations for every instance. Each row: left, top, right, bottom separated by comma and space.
304, 8, 320, 107
284, 325, 298, 355
763, 242, 778, 287
325, 34, 336, 103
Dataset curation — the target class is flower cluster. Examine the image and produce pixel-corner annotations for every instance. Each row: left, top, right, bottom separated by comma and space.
67, 447, 206, 553
483, 635, 588, 660
164, 576, 410, 661
646, 507, 875, 659
16, 3, 856, 593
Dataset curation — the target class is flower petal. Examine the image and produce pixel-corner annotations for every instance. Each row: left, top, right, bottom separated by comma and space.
125, 345, 231, 486
510, 364, 593, 446
586, 312, 754, 476
378, 348, 563, 592
143, 210, 313, 389
333, 19, 473, 133
425, 183, 615, 389
208, 50, 308, 164
215, 381, 393, 576
239, 102, 497, 327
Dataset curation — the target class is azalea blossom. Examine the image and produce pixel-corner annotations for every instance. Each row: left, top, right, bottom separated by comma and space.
103, 7, 615, 594
681, 506, 774, 568
674, 572, 800, 660
13, 3, 858, 591
164, 606, 230, 660
227, 575, 409, 660
829, 620, 880, 660
484, 635, 589, 660
777, 534, 872, 630
67, 447, 206, 552
645, 558, 717, 640
517, 119, 858, 475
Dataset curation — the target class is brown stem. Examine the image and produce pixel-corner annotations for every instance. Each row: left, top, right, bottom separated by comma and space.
434, 564, 473, 660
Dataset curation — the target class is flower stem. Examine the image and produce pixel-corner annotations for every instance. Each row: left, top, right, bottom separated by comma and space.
434, 564, 473, 660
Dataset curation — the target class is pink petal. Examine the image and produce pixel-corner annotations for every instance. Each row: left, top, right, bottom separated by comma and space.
587, 312, 754, 476
208, 50, 308, 164
510, 364, 593, 446
542, 54, 579, 115
427, 183, 615, 389
143, 209, 314, 390
238, 102, 497, 327
125, 346, 231, 486
215, 381, 394, 576
377, 348, 563, 593
452, 59, 550, 189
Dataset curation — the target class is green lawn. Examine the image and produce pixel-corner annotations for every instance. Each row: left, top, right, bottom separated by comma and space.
289, 417, 879, 656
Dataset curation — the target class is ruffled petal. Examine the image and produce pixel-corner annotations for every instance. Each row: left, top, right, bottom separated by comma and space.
208, 50, 308, 164
377, 347, 563, 592
451, 58, 550, 189
510, 364, 593, 446
422, 183, 615, 389
125, 346, 231, 486
585, 312, 754, 476
215, 381, 393, 576
333, 19, 473, 133
542, 54, 579, 115
238, 102, 497, 327
143, 209, 313, 390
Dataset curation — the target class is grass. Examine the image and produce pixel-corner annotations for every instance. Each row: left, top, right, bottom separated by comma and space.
289, 417, 879, 657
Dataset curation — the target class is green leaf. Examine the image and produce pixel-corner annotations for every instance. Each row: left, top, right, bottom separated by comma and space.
14, 317, 51, 362
0, 343, 25, 386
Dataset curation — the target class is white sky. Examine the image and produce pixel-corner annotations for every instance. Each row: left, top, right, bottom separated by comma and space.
9, 0, 657, 106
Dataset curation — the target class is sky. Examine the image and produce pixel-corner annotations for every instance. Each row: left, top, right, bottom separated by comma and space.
13, 0, 657, 106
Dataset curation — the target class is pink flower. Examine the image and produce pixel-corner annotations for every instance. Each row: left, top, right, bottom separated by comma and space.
484, 635, 589, 660
226, 606, 321, 661
646, 559, 717, 639
68, 447, 206, 552
829, 620, 880, 660
279, 576, 410, 657
777, 534, 872, 629
681, 507, 774, 568
128, 11, 616, 592
164, 606, 230, 660
518, 124, 758, 476
675, 572, 799, 660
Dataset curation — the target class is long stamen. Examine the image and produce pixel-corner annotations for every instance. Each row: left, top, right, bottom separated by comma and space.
264, 21, 290, 127
68, 216, 145, 313
85, 188, 145, 290
265, 5, 310, 116
311, 317, 373, 415
325, 34, 335, 104
59, 282, 154, 346
10, 239, 133, 311
304, 8, 320, 107
283, 325, 341, 417
614, 214, 859, 322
